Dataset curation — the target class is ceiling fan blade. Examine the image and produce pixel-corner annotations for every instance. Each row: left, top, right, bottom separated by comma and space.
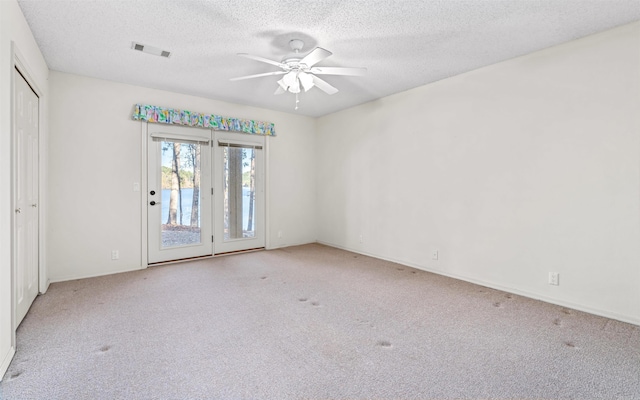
311, 75, 338, 95
237, 53, 285, 68
229, 71, 286, 81
274, 86, 286, 95
309, 66, 367, 76
300, 47, 332, 67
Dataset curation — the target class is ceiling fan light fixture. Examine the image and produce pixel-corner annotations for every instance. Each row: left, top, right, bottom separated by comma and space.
298, 72, 315, 92
282, 71, 298, 87
281, 71, 301, 93
289, 82, 301, 94
277, 76, 301, 93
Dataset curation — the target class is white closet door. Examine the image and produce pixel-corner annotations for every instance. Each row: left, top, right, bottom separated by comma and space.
14, 67, 39, 326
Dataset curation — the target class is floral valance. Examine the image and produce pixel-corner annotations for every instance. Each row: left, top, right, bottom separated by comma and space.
132, 104, 276, 136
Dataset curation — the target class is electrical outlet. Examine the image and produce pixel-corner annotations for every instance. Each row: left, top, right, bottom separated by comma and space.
549, 272, 559, 286
277, 230, 283, 238
111, 250, 119, 260
359, 234, 363, 243
431, 250, 439, 260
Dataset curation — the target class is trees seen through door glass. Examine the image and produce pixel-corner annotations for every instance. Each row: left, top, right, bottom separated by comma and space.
223, 146, 256, 240
161, 140, 202, 248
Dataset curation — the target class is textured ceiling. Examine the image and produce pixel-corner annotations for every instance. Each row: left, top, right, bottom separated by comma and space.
16, 0, 640, 117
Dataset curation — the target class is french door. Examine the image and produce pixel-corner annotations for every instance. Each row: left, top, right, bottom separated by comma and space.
146, 126, 265, 263
213, 132, 265, 254
147, 125, 212, 263
14, 67, 39, 326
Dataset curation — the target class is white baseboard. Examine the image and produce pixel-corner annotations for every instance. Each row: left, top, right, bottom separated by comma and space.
317, 240, 640, 326
49, 265, 146, 284
267, 239, 316, 251
0, 346, 16, 382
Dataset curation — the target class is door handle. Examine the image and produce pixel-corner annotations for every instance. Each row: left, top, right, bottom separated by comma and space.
150, 201, 160, 206
15, 208, 21, 213
31, 204, 37, 207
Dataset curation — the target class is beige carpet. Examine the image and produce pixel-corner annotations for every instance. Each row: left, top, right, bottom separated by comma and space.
1, 244, 638, 399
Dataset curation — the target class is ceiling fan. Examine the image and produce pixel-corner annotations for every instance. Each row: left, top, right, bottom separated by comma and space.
230, 39, 366, 109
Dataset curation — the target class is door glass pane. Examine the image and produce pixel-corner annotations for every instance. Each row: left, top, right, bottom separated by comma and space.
161, 140, 201, 248
223, 146, 256, 240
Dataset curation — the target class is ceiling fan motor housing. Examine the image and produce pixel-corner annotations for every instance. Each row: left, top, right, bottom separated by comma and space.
281, 39, 308, 66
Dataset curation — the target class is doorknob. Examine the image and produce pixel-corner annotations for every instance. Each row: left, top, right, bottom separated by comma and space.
150, 201, 160, 206
150, 190, 156, 195
15, 208, 21, 213
31, 204, 37, 207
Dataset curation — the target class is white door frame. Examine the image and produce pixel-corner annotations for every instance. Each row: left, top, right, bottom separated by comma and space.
140, 126, 271, 264
10, 43, 47, 356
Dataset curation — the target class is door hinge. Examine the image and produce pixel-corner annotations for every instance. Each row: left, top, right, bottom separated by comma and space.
212, 235, 214, 242
211, 188, 214, 195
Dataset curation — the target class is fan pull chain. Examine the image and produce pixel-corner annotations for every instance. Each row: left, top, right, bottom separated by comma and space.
295, 92, 299, 110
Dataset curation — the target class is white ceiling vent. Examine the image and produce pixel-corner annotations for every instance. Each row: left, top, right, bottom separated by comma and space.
131, 42, 171, 58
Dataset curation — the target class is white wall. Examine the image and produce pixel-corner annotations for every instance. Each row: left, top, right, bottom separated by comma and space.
0, 0, 49, 380
316, 22, 640, 325
47, 71, 316, 282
